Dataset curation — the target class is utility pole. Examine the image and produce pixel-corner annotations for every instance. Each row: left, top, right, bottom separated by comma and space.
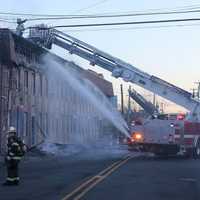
127, 85, 131, 125
160, 102, 164, 113
120, 84, 124, 115
153, 93, 156, 107
190, 88, 197, 98
194, 81, 200, 99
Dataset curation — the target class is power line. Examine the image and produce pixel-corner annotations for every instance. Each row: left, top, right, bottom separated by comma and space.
60, 23, 200, 32
28, 18, 200, 29
0, 0, 110, 18
0, 19, 15, 23
1, 4, 200, 18
21, 23, 200, 34
74, 0, 109, 13
2, 4, 200, 26
1, 8, 200, 23
24, 9, 200, 21
166, 3, 200, 11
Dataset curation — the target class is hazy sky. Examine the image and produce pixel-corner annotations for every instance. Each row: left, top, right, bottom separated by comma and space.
1, 0, 200, 112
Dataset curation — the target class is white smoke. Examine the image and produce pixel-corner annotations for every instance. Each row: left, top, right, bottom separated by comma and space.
42, 54, 130, 146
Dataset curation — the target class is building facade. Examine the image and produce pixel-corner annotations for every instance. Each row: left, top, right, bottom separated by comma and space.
0, 29, 116, 152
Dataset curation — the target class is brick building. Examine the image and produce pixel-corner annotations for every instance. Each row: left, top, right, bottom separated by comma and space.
0, 29, 116, 152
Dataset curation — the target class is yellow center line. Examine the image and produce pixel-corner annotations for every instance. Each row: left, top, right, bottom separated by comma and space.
74, 156, 132, 200
62, 154, 133, 200
61, 176, 98, 200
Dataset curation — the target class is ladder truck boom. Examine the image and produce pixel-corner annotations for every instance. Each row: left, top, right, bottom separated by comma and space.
128, 88, 158, 116
28, 26, 200, 119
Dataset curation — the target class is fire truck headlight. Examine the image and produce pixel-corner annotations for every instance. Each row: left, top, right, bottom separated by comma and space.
134, 133, 143, 140
130, 132, 143, 143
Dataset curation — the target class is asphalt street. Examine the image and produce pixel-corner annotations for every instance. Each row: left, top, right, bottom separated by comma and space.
83, 156, 200, 200
0, 145, 128, 200
0, 147, 200, 200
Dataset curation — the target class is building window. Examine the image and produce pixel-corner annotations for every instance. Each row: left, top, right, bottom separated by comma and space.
18, 69, 21, 90
24, 112, 28, 137
17, 110, 24, 138
45, 113, 48, 136
3, 71, 9, 89
40, 75, 43, 96
32, 72, 36, 95
31, 116, 35, 145
24, 71, 28, 89
53, 117, 56, 134
45, 78, 48, 97
40, 112, 43, 131
16, 107, 19, 133
56, 118, 59, 134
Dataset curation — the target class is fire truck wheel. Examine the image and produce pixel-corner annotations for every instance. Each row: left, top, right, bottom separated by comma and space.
193, 140, 200, 159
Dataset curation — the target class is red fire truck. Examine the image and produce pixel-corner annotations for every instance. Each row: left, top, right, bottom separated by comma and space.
128, 113, 200, 158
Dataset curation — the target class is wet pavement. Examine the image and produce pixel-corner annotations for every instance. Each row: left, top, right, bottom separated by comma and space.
0, 145, 128, 200
1, 145, 199, 200
83, 156, 200, 200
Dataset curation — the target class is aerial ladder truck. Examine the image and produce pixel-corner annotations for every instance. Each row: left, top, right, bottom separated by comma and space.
26, 25, 200, 157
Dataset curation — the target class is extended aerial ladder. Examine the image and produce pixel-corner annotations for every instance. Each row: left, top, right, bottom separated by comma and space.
128, 88, 159, 116
27, 25, 200, 120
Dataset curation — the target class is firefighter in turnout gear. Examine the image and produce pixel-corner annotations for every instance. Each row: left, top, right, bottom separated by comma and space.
3, 127, 26, 186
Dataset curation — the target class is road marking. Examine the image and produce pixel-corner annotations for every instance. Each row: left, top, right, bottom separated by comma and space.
62, 154, 133, 200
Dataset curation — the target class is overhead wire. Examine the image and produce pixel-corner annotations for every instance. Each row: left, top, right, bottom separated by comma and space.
18, 9, 200, 21
27, 18, 200, 29
1, 3, 200, 18
2, 3, 200, 30
74, 0, 110, 13
0, 18, 16, 23
0, 0, 110, 18
164, 4, 200, 11
0, 7, 200, 25
59, 23, 200, 32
